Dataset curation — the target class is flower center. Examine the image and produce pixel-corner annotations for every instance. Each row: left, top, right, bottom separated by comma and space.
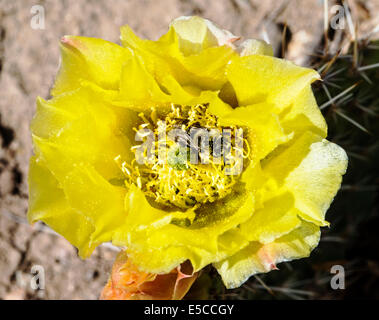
116, 104, 251, 210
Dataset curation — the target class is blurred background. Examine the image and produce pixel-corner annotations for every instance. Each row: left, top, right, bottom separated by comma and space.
0, 0, 378, 299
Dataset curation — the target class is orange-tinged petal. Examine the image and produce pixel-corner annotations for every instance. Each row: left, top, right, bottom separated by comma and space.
100, 251, 197, 300
214, 220, 320, 288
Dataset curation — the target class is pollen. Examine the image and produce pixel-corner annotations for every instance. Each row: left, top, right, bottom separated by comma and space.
116, 104, 251, 210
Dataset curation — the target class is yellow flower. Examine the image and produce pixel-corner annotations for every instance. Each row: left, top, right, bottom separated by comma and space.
28, 16, 348, 289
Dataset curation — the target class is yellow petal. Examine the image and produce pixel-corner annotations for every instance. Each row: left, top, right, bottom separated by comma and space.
214, 220, 320, 289
239, 192, 301, 244
28, 157, 97, 257
263, 131, 348, 225
32, 86, 133, 182
116, 55, 171, 110
114, 185, 255, 274
120, 23, 235, 91
238, 39, 273, 56
180, 46, 235, 87
53, 36, 130, 96
217, 228, 250, 258
280, 85, 328, 138
284, 138, 348, 225
217, 102, 291, 161
62, 163, 127, 248
170, 16, 239, 55
226, 55, 320, 108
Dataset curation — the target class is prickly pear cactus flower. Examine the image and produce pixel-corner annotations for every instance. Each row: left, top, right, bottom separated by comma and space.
28, 16, 348, 295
